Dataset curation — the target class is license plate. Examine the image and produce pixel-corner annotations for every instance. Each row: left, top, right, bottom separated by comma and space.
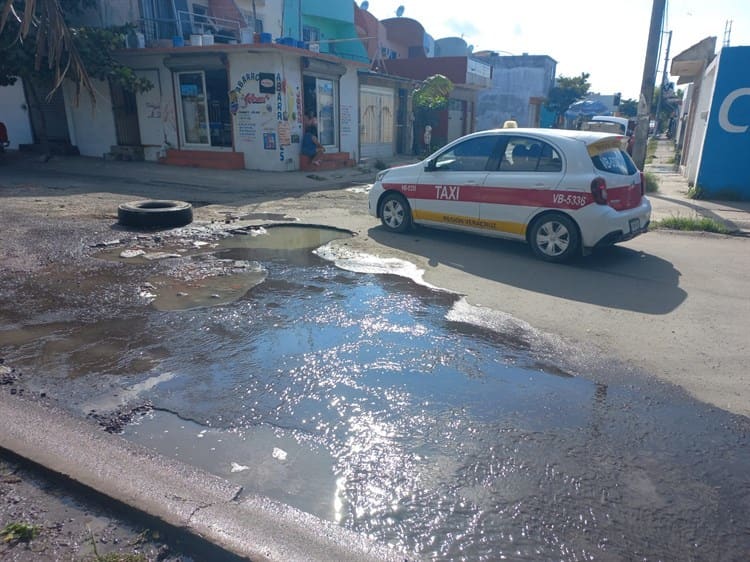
629, 218, 640, 232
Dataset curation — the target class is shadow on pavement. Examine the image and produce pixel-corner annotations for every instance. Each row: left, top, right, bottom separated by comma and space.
368, 225, 687, 315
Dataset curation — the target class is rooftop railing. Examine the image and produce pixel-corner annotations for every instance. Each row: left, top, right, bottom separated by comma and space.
176, 10, 243, 43
137, 10, 243, 45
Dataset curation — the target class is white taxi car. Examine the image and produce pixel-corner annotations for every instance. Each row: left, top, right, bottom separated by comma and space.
368, 128, 651, 262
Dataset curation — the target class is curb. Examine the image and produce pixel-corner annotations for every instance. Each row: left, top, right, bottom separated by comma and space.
0, 391, 414, 562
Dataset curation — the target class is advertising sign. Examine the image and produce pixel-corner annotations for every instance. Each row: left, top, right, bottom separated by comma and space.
698, 46, 750, 199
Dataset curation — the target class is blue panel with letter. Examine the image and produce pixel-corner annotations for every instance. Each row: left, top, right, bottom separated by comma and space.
698, 46, 750, 199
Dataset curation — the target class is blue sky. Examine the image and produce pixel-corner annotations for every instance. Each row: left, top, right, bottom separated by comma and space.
365, 0, 750, 99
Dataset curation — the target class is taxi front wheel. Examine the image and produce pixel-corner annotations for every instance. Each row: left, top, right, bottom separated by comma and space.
529, 213, 580, 262
380, 193, 412, 233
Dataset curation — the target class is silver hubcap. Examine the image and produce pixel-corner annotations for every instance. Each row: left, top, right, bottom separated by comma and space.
536, 220, 570, 256
382, 199, 404, 229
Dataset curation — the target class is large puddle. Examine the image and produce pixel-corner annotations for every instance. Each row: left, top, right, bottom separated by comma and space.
1, 225, 749, 560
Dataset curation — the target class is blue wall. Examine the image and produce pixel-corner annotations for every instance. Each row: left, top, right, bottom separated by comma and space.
698, 46, 750, 200
299, 0, 367, 62
283, 0, 301, 39
302, 0, 353, 21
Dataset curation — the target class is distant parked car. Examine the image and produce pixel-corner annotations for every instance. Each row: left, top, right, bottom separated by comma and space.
590, 115, 629, 135
582, 116, 635, 155
368, 128, 651, 262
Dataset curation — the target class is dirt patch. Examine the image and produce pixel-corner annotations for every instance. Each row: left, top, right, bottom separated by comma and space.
0, 449, 181, 562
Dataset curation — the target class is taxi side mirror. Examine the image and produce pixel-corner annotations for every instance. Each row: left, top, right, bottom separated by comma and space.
425, 159, 436, 172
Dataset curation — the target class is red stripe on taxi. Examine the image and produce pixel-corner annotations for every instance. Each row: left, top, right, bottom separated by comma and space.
383, 182, 641, 212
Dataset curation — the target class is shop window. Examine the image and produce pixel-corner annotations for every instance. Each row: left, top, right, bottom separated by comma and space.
177, 69, 231, 147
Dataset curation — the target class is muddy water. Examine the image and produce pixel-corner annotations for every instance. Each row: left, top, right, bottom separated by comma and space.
1, 226, 749, 560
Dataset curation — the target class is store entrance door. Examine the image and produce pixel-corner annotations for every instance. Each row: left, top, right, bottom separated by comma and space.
303, 75, 338, 152
175, 70, 232, 148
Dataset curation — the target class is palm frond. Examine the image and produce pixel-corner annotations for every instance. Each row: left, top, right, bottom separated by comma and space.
1, 0, 95, 103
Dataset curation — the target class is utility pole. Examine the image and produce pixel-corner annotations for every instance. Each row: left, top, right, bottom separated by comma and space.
632, 0, 666, 170
654, 30, 672, 137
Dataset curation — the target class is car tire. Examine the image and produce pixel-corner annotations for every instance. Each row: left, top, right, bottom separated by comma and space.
380, 192, 412, 233
117, 200, 193, 229
528, 213, 580, 262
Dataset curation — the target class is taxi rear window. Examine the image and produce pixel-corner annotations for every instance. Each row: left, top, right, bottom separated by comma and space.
588, 139, 637, 176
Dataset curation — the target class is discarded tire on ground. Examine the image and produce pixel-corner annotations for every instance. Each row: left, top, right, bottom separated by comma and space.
117, 200, 193, 228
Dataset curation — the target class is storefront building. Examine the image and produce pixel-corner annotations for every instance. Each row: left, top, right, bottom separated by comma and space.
108, 43, 362, 171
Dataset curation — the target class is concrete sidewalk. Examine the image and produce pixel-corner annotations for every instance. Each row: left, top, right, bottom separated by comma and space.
645, 139, 750, 235
0, 149, 389, 196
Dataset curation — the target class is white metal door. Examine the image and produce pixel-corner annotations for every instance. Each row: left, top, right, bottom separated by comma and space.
360, 86, 395, 159
447, 98, 465, 143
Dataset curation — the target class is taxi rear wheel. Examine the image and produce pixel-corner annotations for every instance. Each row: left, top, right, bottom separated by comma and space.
529, 213, 580, 262
380, 192, 412, 233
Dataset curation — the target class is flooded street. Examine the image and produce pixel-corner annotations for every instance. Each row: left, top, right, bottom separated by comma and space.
1, 225, 749, 560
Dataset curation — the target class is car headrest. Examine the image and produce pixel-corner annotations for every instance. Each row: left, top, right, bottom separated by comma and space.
512, 145, 527, 159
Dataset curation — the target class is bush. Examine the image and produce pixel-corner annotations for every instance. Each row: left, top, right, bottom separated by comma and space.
644, 172, 659, 193
653, 216, 731, 234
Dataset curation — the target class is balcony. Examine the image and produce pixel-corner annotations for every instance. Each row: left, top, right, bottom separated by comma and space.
139, 10, 245, 46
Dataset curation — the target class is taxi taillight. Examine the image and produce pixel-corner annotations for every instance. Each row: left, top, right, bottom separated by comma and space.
590, 177, 608, 205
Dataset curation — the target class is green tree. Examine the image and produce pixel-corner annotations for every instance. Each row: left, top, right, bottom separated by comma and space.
651, 85, 682, 134
544, 72, 591, 127
73, 26, 152, 92
618, 98, 638, 118
0, 0, 95, 100
413, 74, 453, 112
412, 74, 454, 154
1, 0, 151, 153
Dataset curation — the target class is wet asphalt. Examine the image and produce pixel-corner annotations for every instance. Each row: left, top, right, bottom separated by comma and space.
1, 142, 750, 560
2, 223, 750, 560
